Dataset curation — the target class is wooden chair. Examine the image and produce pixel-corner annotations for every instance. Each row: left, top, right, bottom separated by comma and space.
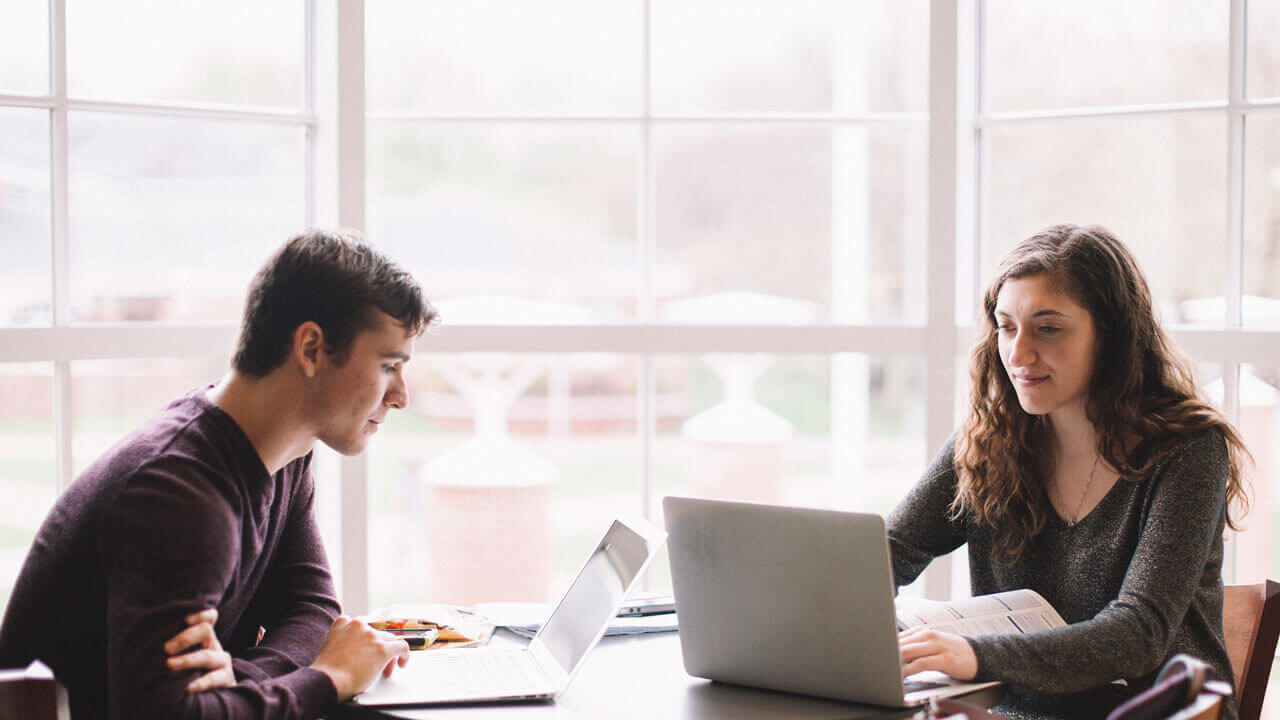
0, 660, 69, 720
1223, 579, 1280, 720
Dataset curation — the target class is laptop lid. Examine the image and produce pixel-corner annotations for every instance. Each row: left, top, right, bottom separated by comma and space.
353, 510, 666, 707
662, 496, 916, 707
526, 511, 668, 688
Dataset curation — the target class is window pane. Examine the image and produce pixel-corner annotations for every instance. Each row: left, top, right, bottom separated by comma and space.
655, 125, 927, 323
1244, 114, 1280, 327
366, 353, 641, 609
1220, 364, 1280, 585
1248, 0, 1280, 100
68, 113, 305, 324
0, 107, 52, 326
984, 114, 1226, 326
983, 0, 1226, 111
651, 0, 927, 114
66, 0, 303, 107
71, 358, 228, 476
0, 1, 48, 95
368, 123, 639, 320
366, 0, 642, 114
647, 353, 926, 593
0, 363, 55, 619
311, 443, 344, 598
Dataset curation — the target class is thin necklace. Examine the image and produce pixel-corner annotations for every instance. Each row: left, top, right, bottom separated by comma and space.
1064, 454, 1101, 527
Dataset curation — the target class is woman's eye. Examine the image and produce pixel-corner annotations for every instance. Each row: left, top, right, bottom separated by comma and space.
1038, 326, 1061, 336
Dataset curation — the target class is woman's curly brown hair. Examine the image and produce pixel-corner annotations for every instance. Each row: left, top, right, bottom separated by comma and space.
951, 224, 1251, 561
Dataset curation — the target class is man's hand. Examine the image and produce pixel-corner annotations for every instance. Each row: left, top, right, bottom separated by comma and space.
309, 615, 410, 701
164, 608, 235, 693
898, 626, 979, 681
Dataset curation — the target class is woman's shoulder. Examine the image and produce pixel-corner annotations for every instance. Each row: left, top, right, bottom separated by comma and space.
1146, 425, 1227, 459
1139, 425, 1229, 489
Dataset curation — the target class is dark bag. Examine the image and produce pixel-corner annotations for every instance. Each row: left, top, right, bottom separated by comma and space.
1105, 654, 1231, 720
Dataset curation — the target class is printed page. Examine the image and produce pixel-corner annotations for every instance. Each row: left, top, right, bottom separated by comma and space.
895, 589, 1066, 637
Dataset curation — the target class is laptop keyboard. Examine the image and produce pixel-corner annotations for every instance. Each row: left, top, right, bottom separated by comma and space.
427, 648, 550, 695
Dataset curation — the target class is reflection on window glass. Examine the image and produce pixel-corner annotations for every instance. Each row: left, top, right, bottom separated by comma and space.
366, 0, 641, 114
0, 1, 48, 95
0, 108, 52, 326
650, 0, 927, 113
365, 353, 641, 609
654, 125, 927, 323
1247, 0, 1280, 100
1244, 115, 1280, 328
0, 363, 55, 619
68, 112, 305, 324
983, 0, 1226, 111
367, 124, 639, 321
71, 357, 228, 475
66, 0, 303, 106
984, 114, 1225, 326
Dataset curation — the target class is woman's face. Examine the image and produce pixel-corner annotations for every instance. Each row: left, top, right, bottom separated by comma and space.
994, 274, 1097, 418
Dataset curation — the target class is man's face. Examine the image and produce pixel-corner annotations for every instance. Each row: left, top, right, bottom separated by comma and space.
310, 311, 415, 456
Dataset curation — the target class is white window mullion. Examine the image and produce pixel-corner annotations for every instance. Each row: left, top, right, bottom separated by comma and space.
303, 0, 318, 227
924, 0, 969, 600
49, 0, 73, 492
637, 0, 655, 523
1220, 0, 1248, 583
335, 0, 370, 616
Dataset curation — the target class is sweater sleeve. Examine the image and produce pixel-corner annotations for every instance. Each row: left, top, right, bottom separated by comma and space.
232, 458, 341, 683
99, 462, 337, 720
967, 430, 1229, 693
886, 434, 969, 590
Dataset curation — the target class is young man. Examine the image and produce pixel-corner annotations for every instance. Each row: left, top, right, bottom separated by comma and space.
0, 228, 438, 719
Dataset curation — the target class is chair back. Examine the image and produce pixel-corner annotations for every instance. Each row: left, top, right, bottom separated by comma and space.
0, 660, 69, 720
1222, 579, 1280, 720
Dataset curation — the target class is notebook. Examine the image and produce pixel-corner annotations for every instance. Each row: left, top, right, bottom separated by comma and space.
662, 496, 999, 708
352, 512, 667, 707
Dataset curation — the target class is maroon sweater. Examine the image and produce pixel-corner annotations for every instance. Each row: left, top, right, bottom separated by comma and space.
0, 389, 341, 719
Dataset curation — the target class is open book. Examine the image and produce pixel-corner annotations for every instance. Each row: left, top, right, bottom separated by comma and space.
895, 588, 1067, 637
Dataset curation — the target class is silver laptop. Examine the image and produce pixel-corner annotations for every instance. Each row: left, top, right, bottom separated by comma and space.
662, 496, 998, 708
352, 512, 667, 707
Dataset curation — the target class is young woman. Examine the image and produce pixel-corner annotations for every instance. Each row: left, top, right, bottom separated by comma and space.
888, 224, 1250, 720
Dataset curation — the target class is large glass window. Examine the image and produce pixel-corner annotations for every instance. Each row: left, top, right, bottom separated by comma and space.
66, 0, 304, 107
0, 364, 55, 616
983, 114, 1227, 325
67, 114, 306, 324
0, 1, 49, 95
983, 0, 1227, 111
0, 108, 52, 326
2, 7, 1278, 670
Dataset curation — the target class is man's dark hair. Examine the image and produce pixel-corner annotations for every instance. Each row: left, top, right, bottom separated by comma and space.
232, 228, 437, 377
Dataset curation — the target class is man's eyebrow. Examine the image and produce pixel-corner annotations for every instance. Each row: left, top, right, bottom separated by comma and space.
381, 351, 411, 362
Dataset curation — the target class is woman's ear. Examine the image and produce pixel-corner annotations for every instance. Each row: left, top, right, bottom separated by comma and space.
291, 321, 325, 378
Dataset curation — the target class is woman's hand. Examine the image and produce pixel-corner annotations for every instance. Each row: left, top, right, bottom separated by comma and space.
898, 626, 979, 681
164, 608, 235, 693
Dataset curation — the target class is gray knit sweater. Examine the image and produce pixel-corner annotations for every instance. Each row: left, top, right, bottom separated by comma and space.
887, 428, 1236, 720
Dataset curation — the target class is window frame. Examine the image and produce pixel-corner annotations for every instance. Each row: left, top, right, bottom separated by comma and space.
1, 0, 1278, 612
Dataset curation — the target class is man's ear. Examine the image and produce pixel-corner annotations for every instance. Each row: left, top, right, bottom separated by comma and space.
292, 322, 325, 378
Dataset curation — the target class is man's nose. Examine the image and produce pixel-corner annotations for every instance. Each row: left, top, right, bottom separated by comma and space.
386, 373, 408, 410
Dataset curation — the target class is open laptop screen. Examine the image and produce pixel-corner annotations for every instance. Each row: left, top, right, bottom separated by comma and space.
536, 518, 656, 673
